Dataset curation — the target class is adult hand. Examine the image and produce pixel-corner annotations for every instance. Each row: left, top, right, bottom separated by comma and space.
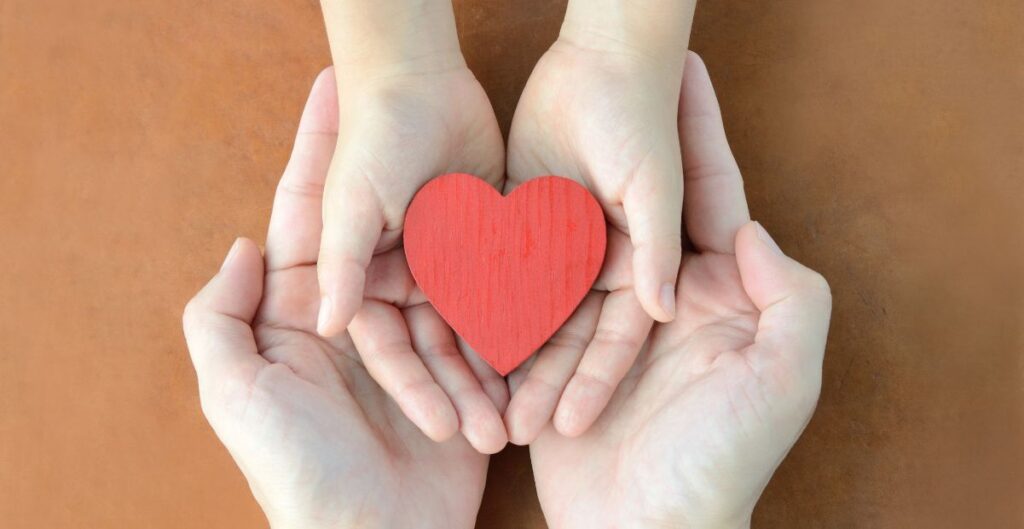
527, 53, 832, 529
183, 71, 492, 529
503, 0, 698, 440
314, 0, 509, 451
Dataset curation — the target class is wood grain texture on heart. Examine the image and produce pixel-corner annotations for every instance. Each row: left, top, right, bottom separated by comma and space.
404, 173, 606, 375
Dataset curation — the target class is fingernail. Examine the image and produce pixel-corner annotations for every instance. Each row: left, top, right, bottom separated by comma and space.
220, 238, 242, 271
659, 282, 677, 319
754, 222, 783, 255
316, 296, 333, 335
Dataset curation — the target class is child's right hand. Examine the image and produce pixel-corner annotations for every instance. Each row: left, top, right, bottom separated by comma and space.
312, 12, 508, 451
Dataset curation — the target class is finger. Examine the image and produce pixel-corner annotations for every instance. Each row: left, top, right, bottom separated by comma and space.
679, 51, 750, 254
504, 293, 602, 445
506, 355, 536, 396
406, 305, 508, 454
265, 67, 339, 271
316, 159, 387, 337
349, 300, 458, 441
553, 289, 652, 437
361, 248, 425, 307
591, 227, 634, 293
622, 145, 683, 323
183, 238, 268, 394
735, 221, 832, 374
458, 337, 510, 414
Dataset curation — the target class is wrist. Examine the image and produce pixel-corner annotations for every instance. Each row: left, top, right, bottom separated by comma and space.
559, 0, 695, 68
320, 0, 465, 81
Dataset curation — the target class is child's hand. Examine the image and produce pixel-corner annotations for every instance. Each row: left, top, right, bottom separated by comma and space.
314, 66, 505, 339
504, 3, 696, 442
183, 70, 490, 529
529, 53, 830, 529
314, 1, 508, 452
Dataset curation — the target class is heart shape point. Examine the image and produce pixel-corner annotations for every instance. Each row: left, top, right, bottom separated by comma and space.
404, 173, 607, 375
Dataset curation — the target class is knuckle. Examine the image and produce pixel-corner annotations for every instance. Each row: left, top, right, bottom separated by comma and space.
418, 343, 460, 360
803, 271, 832, 303
198, 391, 218, 422
633, 234, 683, 258
393, 379, 436, 405
181, 298, 206, 329
525, 371, 567, 395
317, 253, 367, 280
572, 370, 615, 395
276, 177, 324, 200
684, 160, 741, 185
592, 327, 643, 352
547, 327, 591, 352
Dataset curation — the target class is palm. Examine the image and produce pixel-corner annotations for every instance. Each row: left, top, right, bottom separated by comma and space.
506, 42, 681, 216
184, 70, 493, 529
528, 53, 831, 529
531, 252, 795, 528
332, 68, 505, 252
231, 264, 488, 529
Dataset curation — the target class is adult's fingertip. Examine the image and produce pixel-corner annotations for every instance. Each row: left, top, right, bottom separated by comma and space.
684, 50, 708, 81
736, 220, 831, 311
474, 438, 508, 455
553, 406, 585, 438
753, 221, 784, 255
505, 421, 531, 446
455, 394, 509, 454
467, 420, 508, 454
552, 393, 595, 438
505, 406, 541, 446
219, 238, 243, 272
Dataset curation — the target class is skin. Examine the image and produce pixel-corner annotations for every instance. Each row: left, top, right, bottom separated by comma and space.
504, 0, 701, 441
182, 71, 490, 529
526, 53, 832, 529
313, 0, 510, 452
312, 0, 702, 445
184, 52, 831, 529
185, 3, 830, 526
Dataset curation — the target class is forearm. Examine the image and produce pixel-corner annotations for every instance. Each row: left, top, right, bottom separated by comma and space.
319, 0, 464, 80
560, 0, 696, 72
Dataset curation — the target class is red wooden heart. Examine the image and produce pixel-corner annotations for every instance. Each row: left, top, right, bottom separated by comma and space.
404, 173, 606, 375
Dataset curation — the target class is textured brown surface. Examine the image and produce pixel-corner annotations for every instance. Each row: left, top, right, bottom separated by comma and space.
1, 1, 1022, 528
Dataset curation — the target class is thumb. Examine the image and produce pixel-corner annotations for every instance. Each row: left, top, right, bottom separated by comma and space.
183, 238, 268, 397
316, 165, 386, 337
735, 221, 832, 373
623, 150, 684, 323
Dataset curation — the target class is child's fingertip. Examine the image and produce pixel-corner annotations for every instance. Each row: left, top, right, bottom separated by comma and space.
659, 282, 677, 320
315, 295, 333, 336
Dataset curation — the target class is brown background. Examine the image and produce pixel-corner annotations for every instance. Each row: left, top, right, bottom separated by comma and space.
1, 0, 1022, 527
